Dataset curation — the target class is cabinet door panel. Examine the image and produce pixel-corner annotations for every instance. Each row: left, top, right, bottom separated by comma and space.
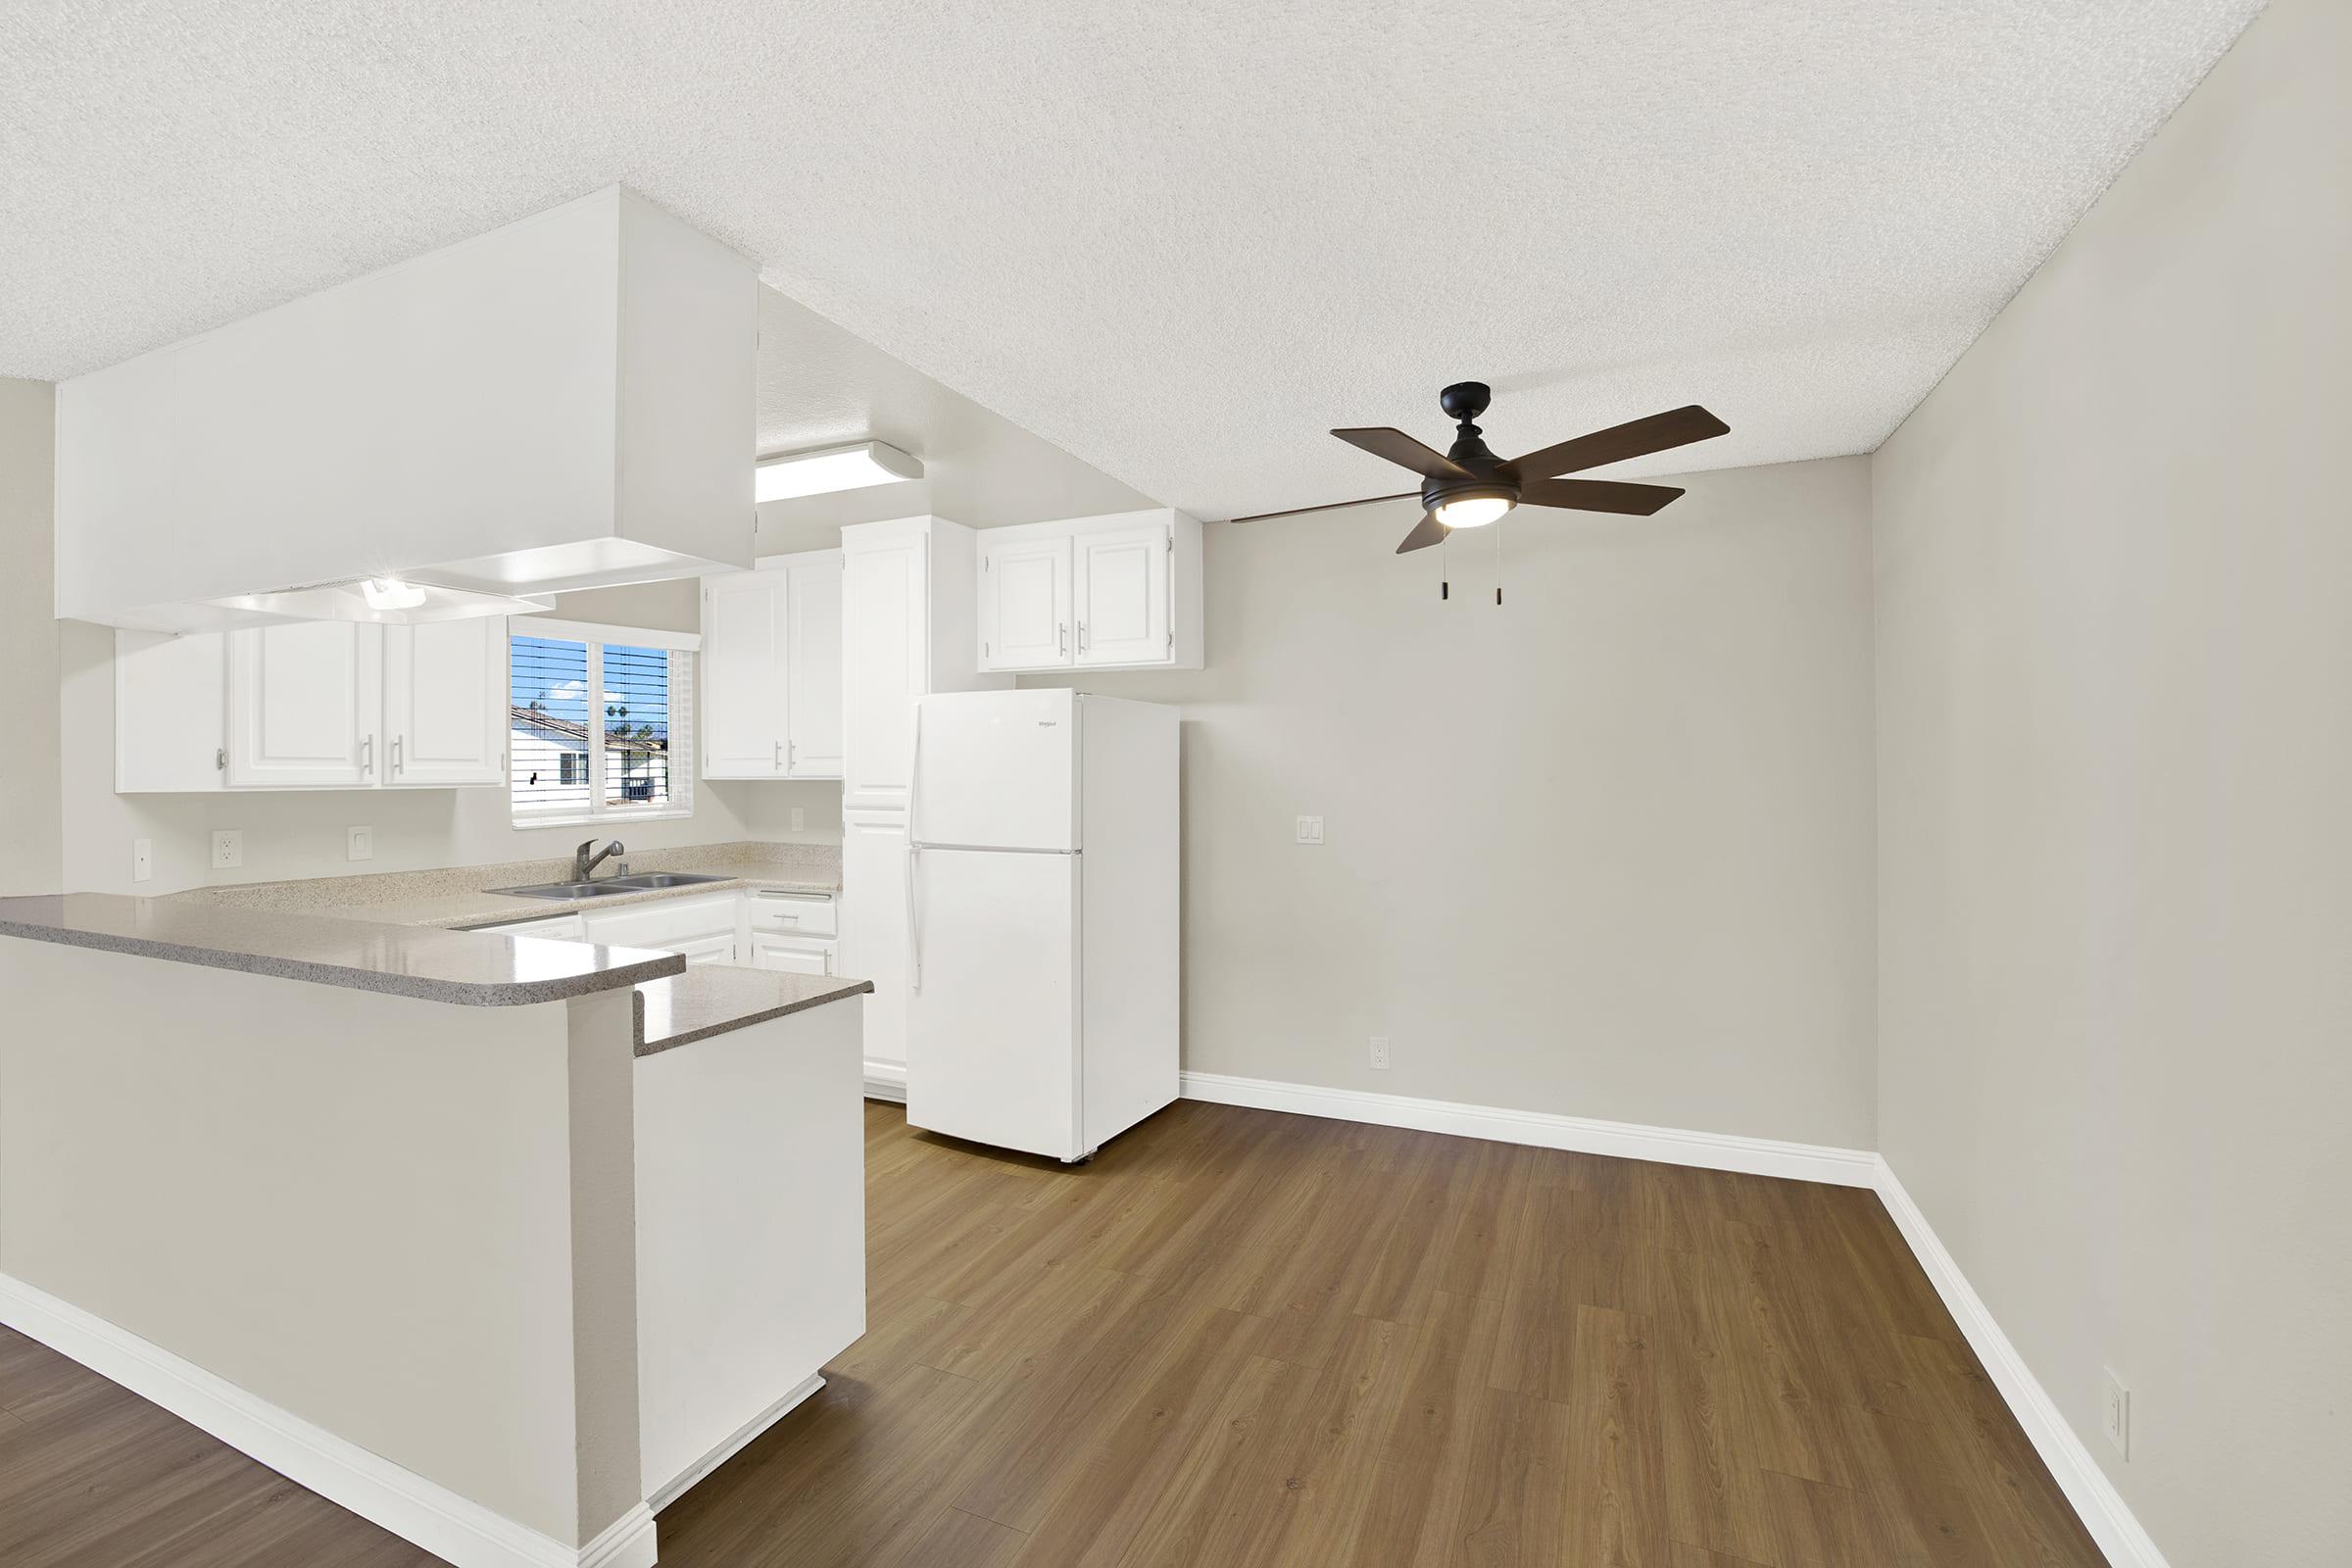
226, 621, 380, 788
785, 553, 845, 778
841, 811, 908, 1068
751, 934, 834, 975
980, 536, 1071, 669
1074, 522, 1171, 666
842, 540, 927, 812
384, 618, 506, 786
703, 571, 786, 777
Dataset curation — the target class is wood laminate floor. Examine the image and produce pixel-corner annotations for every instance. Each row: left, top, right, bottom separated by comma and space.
0, 1100, 2103, 1567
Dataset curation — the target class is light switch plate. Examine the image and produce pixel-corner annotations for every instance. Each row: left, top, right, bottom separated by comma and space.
347, 826, 374, 861
132, 838, 153, 883
2101, 1369, 2130, 1459
790, 806, 806, 833
1296, 815, 1325, 845
210, 830, 243, 870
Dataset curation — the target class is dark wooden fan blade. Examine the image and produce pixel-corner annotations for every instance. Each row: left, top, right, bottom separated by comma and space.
1231, 490, 1419, 524
1396, 513, 1448, 553
1507, 405, 1729, 479
1518, 477, 1687, 515
1333, 426, 1470, 480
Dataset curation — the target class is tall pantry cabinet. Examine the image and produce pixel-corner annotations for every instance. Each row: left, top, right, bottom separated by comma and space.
838, 517, 1007, 1095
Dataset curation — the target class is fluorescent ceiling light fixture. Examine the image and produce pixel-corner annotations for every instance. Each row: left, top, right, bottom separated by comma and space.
756, 440, 923, 502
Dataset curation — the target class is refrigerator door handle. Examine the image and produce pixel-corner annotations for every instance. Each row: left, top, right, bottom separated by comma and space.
906, 841, 922, 992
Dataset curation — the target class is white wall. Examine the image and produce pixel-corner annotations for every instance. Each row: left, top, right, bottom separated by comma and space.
1040, 456, 1878, 1149
0, 377, 61, 897
1873, 1, 2352, 1562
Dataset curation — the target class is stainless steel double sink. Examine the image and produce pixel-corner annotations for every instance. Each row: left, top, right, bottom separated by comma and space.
485, 871, 737, 902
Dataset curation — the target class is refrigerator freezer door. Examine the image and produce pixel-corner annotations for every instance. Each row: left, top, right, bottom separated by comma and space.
910, 688, 1077, 852
905, 847, 1081, 1159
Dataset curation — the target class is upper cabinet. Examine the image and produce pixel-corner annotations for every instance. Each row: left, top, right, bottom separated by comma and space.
976, 510, 1202, 673
118, 619, 509, 793
840, 516, 1004, 815
700, 551, 844, 781
381, 617, 511, 787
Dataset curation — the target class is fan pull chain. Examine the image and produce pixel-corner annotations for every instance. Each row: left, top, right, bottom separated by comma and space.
1495, 520, 1504, 607
1440, 533, 1449, 601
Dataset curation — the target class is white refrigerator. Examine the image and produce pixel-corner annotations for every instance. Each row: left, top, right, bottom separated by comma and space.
905, 687, 1180, 1161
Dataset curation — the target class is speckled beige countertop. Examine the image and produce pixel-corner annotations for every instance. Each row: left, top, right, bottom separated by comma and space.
46, 842, 869, 1051
632, 966, 872, 1055
0, 892, 683, 1005
168, 841, 842, 931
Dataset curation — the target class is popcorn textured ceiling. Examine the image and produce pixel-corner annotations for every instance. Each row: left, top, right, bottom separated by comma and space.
0, 1, 2266, 519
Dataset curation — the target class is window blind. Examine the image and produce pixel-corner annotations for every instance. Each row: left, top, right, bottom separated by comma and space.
510, 629, 695, 826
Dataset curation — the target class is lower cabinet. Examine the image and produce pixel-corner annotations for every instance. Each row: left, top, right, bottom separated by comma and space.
475, 887, 840, 974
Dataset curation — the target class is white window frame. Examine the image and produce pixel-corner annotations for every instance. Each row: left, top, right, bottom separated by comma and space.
508, 617, 702, 830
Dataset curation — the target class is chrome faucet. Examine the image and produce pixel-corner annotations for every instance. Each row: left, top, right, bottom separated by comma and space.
571, 838, 627, 882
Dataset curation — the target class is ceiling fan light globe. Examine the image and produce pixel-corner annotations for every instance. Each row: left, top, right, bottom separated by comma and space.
1433, 494, 1512, 530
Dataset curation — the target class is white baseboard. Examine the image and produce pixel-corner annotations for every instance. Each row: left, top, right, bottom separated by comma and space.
1871, 1160, 2167, 1568
1178, 1070, 1879, 1187
0, 1271, 654, 1568
863, 1057, 907, 1102
645, 1373, 824, 1513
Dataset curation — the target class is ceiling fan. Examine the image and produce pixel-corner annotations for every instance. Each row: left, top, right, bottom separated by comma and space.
1237, 382, 1729, 555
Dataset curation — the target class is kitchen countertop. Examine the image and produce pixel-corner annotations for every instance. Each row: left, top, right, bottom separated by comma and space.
633, 967, 873, 1055
0, 892, 683, 1006
167, 840, 842, 931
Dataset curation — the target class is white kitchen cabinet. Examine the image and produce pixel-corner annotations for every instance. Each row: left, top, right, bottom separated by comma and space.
381, 618, 508, 786
675, 933, 739, 967
840, 517, 1002, 814
782, 553, 844, 777
1075, 520, 1174, 666
840, 810, 910, 1088
475, 912, 589, 940
978, 534, 1072, 669
974, 509, 1202, 673
700, 550, 843, 780
121, 617, 506, 794
749, 933, 834, 975
700, 570, 785, 776
839, 516, 1004, 1095
224, 621, 383, 789
587, 891, 740, 956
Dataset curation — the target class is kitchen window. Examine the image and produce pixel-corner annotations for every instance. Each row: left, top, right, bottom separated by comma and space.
509, 619, 698, 827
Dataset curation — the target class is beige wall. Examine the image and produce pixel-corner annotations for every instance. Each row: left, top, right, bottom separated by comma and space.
0, 377, 61, 897
1038, 456, 1878, 1148
0, 945, 644, 1546
55, 574, 838, 896
1873, 1, 2352, 1561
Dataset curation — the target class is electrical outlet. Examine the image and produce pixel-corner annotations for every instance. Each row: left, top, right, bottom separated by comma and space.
1369, 1035, 1391, 1070
2101, 1370, 2130, 1459
132, 838, 153, 884
210, 830, 243, 870
347, 826, 374, 862
790, 806, 806, 833
1296, 814, 1325, 845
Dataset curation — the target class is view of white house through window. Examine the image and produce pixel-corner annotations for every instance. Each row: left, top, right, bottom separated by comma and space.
510, 629, 695, 826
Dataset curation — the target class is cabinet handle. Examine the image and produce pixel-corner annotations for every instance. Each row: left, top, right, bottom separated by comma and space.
392, 735, 404, 776
1078, 620, 1088, 653
361, 735, 373, 777
1058, 622, 1067, 655
773, 740, 782, 770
